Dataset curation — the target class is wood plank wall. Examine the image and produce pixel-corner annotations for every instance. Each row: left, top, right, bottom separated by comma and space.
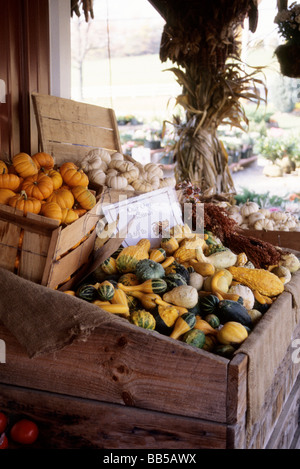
0, 0, 50, 161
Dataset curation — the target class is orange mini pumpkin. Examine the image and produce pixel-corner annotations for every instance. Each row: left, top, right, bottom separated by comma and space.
21, 172, 54, 200
59, 162, 89, 188
0, 172, 21, 191
8, 190, 42, 215
0, 188, 16, 205
61, 207, 79, 225
71, 186, 96, 210
47, 188, 74, 209
12, 152, 38, 178
47, 169, 63, 190
31, 152, 54, 172
40, 201, 62, 224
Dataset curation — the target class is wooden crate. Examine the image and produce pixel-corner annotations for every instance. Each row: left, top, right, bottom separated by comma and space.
0, 94, 126, 289
0, 270, 299, 449
31, 92, 122, 164
242, 229, 300, 251
0, 198, 102, 289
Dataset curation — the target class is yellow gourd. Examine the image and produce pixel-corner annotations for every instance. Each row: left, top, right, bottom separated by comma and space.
210, 271, 240, 301
93, 301, 130, 317
111, 288, 129, 307
189, 259, 215, 277
228, 266, 284, 297
217, 322, 248, 345
160, 237, 179, 254
194, 317, 218, 336
116, 239, 151, 273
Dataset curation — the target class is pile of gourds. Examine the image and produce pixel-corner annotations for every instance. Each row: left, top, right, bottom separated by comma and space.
67, 224, 300, 358
80, 148, 176, 193
225, 200, 300, 232
0, 152, 96, 225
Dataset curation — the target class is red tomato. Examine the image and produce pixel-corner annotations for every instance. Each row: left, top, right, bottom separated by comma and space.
10, 419, 39, 445
0, 413, 8, 434
0, 433, 8, 449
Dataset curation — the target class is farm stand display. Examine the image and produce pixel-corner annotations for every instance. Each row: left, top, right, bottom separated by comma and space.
0, 209, 299, 448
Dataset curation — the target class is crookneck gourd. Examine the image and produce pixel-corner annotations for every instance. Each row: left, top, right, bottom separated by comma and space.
228, 266, 284, 297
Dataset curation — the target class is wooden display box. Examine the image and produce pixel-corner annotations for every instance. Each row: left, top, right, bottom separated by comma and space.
242, 229, 300, 251
0, 270, 299, 449
0, 198, 102, 289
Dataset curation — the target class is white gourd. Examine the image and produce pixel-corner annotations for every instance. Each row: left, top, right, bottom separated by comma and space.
247, 212, 265, 226
228, 284, 255, 310
240, 201, 259, 218
253, 218, 274, 231
88, 169, 106, 186
110, 152, 124, 161
144, 163, 164, 179
159, 177, 176, 188
106, 174, 128, 190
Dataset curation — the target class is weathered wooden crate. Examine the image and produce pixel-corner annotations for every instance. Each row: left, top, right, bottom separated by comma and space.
0, 197, 102, 289
0, 94, 126, 289
0, 270, 299, 449
242, 229, 300, 251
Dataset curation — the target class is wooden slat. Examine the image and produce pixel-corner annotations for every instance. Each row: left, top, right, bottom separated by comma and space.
226, 353, 248, 425
55, 199, 102, 256
19, 229, 51, 283
46, 231, 96, 288
0, 321, 229, 423
243, 229, 300, 251
0, 219, 21, 272
0, 382, 228, 449
31, 93, 122, 163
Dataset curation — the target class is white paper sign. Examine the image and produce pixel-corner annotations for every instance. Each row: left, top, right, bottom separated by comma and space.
101, 187, 183, 247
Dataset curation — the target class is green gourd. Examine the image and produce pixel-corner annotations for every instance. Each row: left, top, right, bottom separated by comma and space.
165, 261, 190, 283
135, 259, 165, 281
97, 281, 115, 301
216, 299, 252, 328
198, 294, 220, 315
164, 273, 187, 291
118, 278, 167, 295
204, 313, 220, 329
130, 309, 156, 330
76, 284, 99, 302
182, 329, 206, 349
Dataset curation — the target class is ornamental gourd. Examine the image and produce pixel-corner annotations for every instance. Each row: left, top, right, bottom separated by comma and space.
116, 239, 151, 273
217, 321, 248, 346
170, 312, 196, 340
135, 259, 165, 281
182, 329, 206, 349
228, 266, 284, 297
163, 285, 198, 309
130, 310, 156, 330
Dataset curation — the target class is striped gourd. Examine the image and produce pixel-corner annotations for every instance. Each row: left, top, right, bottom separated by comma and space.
97, 281, 115, 301
101, 257, 118, 275
76, 284, 99, 302
129, 310, 156, 330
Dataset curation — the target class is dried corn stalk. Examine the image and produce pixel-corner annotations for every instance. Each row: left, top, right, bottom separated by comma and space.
158, 0, 265, 197
71, 0, 94, 22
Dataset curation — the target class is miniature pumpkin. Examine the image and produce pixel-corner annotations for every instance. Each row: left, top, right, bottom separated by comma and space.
47, 188, 74, 209
71, 186, 96, 210
129, 309, 156, 330
31, 152, 54, 171
21, 172, 54, 200
61, 207, 79, 225
40, 201, 62, 223
0, 172, 21, 191
0, 188, 16, 205
12, 152, 38, 178
47, 169, 63, 190
132, 180, 153, 193
239, 201, 259, 218
59, 162, 89, 187
106, 174, 128, 190
8, 190, 42, 215
135, 259, 165, 281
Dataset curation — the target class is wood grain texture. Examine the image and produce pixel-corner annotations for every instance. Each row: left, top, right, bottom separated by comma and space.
243, 229, 300, 251
0, 320, 229, 423
32, 93, 122, 165
0, 382, 228, 449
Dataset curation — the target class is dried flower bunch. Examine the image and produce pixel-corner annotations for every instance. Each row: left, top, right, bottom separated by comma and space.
71, 0, 94, 22
274, 2, 300, 45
